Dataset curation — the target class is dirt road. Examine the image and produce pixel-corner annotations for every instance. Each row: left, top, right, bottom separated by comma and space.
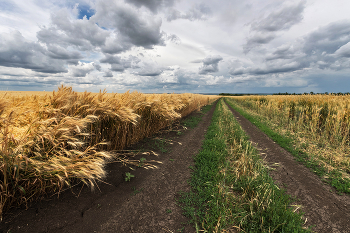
3, 99, 350, 233
224, 100, 350, 233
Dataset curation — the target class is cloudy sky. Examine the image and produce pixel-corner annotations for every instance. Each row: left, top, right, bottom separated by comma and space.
1, 0, 350, 93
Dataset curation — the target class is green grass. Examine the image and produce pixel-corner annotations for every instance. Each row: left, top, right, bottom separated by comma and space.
224, 98, 350, 195
153, 138, 168, 153
178, 99, 310, 232
182, 104, 213, 129
131, 186, 143, 195
142, 137, 170, 153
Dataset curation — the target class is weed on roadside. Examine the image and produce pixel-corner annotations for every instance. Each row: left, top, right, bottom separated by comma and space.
177, 226, 184, 232
124, 172, 134, 182
131, 186, 143, 196
138, 157, 146, 167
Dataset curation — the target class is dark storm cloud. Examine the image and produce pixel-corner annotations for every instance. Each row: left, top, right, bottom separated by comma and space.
198, 55, 223, 75
202, 56, 223, 66
71, 70, 92, 77
100, 54, 141, 72
137, 69, 163, 76
234, 20, 350, 77
247, 33, 275, 44
125, 0, 175, 13
103, 70, 113, 77
100, 55, 122, 64
244, 1, 305, 53
335, 42, 350, 58
37, 9, 109, 50
300, 20, 350, 70
101, 38, 131, 55
93, 63, 102, 71
231, 54, 310, 76
265, 45, 296, 60
244, 33, 275, 53
303, 20, 350, 55
46, 44, 82, 60
166, 4, 212, 21
110, 64, 125, 72
229, 68, 245, 76
199, 65, 218, 74
250, 62, 304, 75
95, 1, 165, 49
1, 0, 167, 80
0, 31, 67, 73
251, 1, 305, 32
0, 72, 24, 77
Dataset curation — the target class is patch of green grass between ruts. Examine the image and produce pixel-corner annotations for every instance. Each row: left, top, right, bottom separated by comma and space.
224, 98, 350, 195
178, 99, 310, 232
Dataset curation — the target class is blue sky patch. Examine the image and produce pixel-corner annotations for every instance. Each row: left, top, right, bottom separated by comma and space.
77, 4, 95, 20
95, 22, 108, 30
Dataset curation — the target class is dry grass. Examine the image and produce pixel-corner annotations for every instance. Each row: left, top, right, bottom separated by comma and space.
0, 85, 217, 218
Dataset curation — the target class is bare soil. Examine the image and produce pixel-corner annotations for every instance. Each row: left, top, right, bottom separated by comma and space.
224, 100, 350, 233
0, 102, 217, 233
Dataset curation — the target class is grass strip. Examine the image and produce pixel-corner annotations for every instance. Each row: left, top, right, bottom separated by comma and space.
182, 103, 213, 129
178, 99, 309, 232
224, 98, 350, 195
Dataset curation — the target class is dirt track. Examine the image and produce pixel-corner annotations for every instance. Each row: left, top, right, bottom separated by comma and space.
224, 99, 350, 233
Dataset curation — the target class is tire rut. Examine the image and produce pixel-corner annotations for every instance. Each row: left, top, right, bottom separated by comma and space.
224, 99, 350, 233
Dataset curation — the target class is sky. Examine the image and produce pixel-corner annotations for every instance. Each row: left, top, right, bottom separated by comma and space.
1, 0, 350, 93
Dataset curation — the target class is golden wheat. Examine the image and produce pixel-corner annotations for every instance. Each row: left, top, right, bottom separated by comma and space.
227, 95, 350, 181
0, 85, 217, 218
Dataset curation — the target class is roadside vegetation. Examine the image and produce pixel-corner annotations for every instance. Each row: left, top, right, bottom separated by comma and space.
0, 85, 218, 218
179, 99, 309, 232
182, 104, 213, 129
225, 96, 350, 194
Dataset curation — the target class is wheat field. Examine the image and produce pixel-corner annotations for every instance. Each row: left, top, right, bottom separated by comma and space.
0, 85, 218, 217
226, 95, 350, 184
